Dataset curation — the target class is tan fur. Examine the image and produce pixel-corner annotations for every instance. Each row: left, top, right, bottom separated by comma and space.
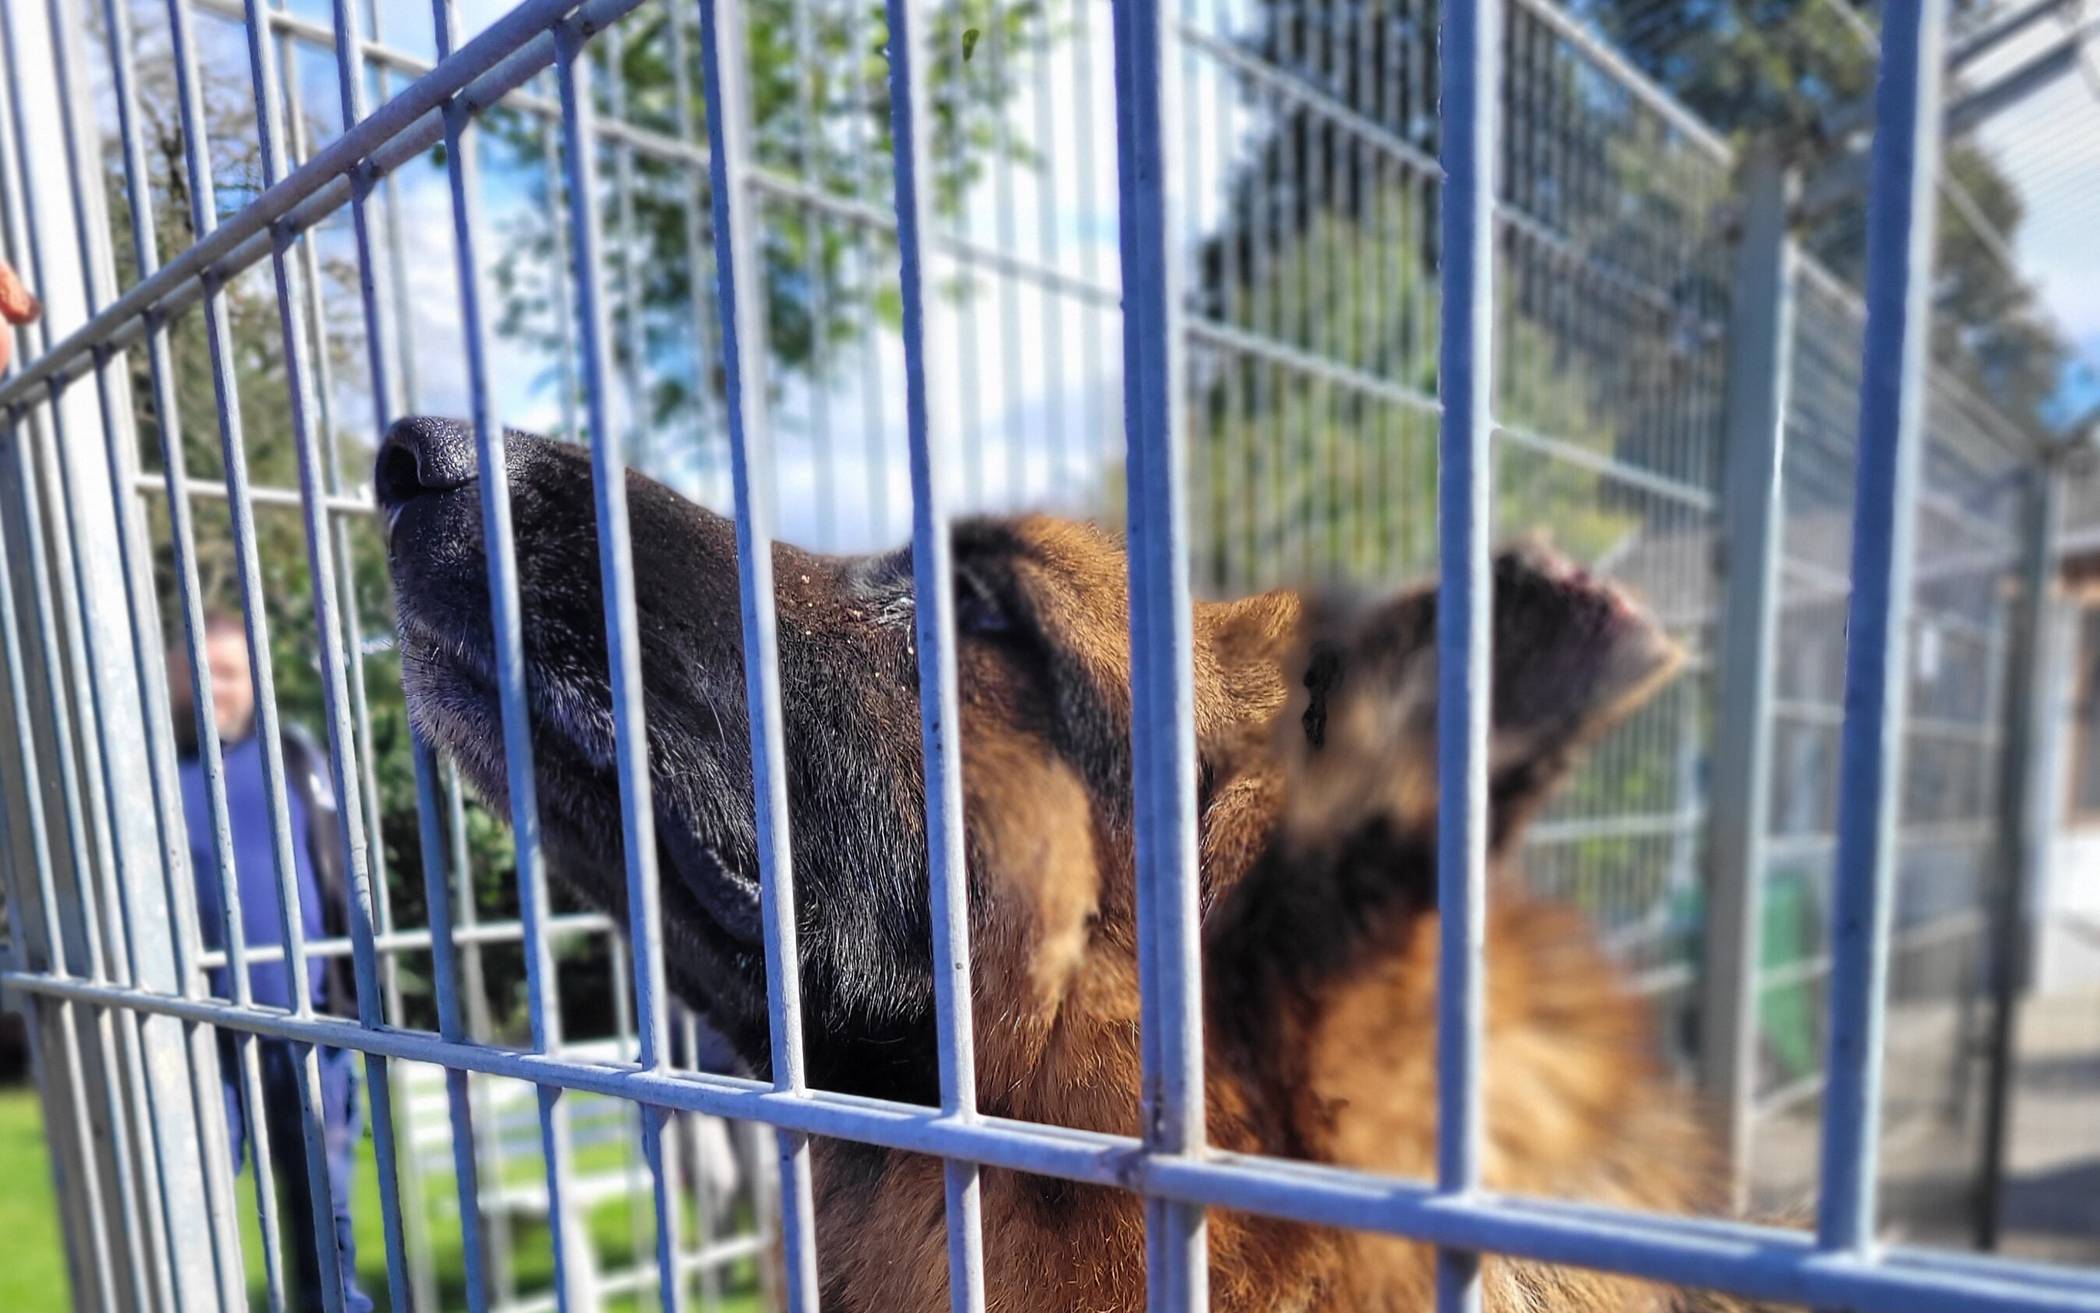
805, 516, 1775, 1312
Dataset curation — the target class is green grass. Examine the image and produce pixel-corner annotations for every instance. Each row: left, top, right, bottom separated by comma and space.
0, 1082, 763, 1312
0, 1084, 71, 1311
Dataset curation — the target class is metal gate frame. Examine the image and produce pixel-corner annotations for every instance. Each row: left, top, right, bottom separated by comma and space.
1, 0, 2097, 1311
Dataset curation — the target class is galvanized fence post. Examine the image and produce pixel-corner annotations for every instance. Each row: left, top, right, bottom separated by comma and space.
1976, 451, 2065, 1249
885, 0, 990, 1303
1817, 0, 1949, 1268
1109, 0, 1211, 1306
695, 0, 826, 1302
1435, 0, 1500, 1308
0, 2, 223, 1305
1701, 141, 1796, 1213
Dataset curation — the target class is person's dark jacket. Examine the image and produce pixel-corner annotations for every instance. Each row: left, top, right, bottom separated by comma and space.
279, 723, 359, 1022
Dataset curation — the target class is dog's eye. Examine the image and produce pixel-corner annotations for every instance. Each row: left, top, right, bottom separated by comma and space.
953, 563, 1011, 635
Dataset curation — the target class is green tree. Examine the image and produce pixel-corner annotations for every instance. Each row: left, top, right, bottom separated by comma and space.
1583, 0, 2070, 425
98, 9, 544, 1037
491, 0, 1050, 438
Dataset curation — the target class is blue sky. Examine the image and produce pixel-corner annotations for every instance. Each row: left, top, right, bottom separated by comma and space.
1964, 15, 2100, 428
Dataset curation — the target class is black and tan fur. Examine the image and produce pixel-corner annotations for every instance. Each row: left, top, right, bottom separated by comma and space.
380, 416, 1774, 1312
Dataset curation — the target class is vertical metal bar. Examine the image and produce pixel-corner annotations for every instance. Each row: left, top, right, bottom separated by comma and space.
15, 4, 207, 1306
1816, 0, 1947, 1262
851, 252, 889, 542
1702, 143, 1795, 1210
663, 1, 721, 510
427, 0, 584, 1303
1030, 14, 1071, 505
157, 0, 320, 1304
281, 29, 405, 1039
236, 9, 414, 1311
1433, 0, 1499, 1307
828, 0, 891, 545
692, 0, 822, 1304
326, 2, 488, 1309
987, 0, 1027, 508
0, 491, 121, 1313
539, 97, 584, 447
552, 20, 684, 1310
882, 0, 986, 1304
0, 19, 179, 1313
441, 756, 518, 1302
1976, 456, 2061, 1249
1312, 0, 1339, 577
83, 2, 254, 1302
1071, 0, 1111, 490
80, 6, 258, 1307
1108, 1, 1208, 1308
602, 21, 651, 467
412, 734, 493, 1313
1276, 0, 1306, 579
0, 670, 104, 1312
170, 0, 327, 1027
787, 0, 836, 535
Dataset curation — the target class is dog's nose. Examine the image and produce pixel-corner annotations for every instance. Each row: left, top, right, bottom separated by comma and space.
375, 416, 477, 508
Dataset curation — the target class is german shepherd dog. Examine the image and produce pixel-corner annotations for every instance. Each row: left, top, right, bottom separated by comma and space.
381, 416, 1763, 1311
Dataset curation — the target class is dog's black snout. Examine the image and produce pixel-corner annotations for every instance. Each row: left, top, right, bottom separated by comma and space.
375, 416, 477, 508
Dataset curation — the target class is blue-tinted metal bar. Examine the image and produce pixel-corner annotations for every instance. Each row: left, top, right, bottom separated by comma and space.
237, 8, 414, 1308
14, 966, 2100, 1313
680, 1018, 726, 1311
540, 77, 585, 446
430, 0, 555, 1054
1108, 0, 1208, 1307
882, 0, 986, 1304
1977, 456, 2062, 1249
438, 751, 525, 1307
552, 11, 669, 1090
278, 29, 405, 1038
158, 0, 351, 1303
778, 0, 834, 529
662, 2, 720, 503
693, 0, 821, 1302
41, 0, 273, 1300
1816, 0, 1948, 1261
1434, 0, 1500, 1308
0, 0, 651, 418
0, 498, 122, 1312
1702, 143, 1795, 1209
6, 10, 195, 1308
81, 3, 258, 1304
552, 19, 683, 1311
1028, 8, 1072, 498
601, 22, 648, 461
0, 19, 195, 1310
429, 0, 583, 1301
412, 733, 493, 1312
159, 0, 316, 1019
89, 0, 255, 1284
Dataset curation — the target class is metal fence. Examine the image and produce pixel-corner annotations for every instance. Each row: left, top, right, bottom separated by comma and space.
0, 0, 2096, 1309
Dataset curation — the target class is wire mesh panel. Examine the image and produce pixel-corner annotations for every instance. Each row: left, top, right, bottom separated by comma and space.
1174, 0, 1734, 1039
1751, 254, 2034, 1242
0, 0, 2096, 1311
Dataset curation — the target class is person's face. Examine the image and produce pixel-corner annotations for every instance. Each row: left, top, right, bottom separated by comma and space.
167, 625, 256, 743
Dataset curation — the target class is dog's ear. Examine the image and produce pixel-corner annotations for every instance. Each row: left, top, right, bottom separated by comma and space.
1274, 544, 1682, 853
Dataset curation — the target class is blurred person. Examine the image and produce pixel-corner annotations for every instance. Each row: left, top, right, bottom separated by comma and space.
1, 257, 38, 372
168, 610, 372, 1313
